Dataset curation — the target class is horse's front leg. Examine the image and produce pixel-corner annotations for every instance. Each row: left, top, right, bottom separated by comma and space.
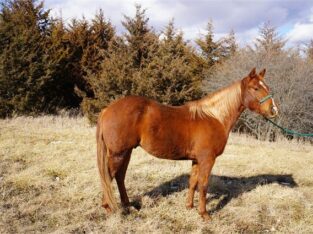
197, 156, 215, 221
186, 161, 198, 209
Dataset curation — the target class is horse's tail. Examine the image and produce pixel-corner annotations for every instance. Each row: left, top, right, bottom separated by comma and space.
96, 112, 118, 212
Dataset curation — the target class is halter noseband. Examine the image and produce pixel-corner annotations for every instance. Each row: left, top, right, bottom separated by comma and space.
259, 94, 273, 104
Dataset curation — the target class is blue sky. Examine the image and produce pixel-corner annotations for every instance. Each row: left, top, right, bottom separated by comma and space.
44, 0, 313, 46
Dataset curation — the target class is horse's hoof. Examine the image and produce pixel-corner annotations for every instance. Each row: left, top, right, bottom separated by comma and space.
129, 206, 139, 213
121, 207, 131, 215
130, 200, 141, 210
186, 203, 194, 209
201, 213, 211, 221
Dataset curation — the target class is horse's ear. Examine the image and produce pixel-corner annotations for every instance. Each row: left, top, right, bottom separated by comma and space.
248, 67, 256, 78
259, 68, 266, 79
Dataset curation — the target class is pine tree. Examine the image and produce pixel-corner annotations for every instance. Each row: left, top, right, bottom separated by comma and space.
254, 21, 286, 54
141, 20, 203, 105
80, 36, 134, 122
81, 9, 114, 79
93, 4, 159, 100
219, 29, 237, 59
65, 17, 92, 97
0, 0, 52, 116
122, 4, 157, 69
196, 20, 220, 67
42, 18, 81, 109
78, 5, 157, 122
76, 10, 115, 101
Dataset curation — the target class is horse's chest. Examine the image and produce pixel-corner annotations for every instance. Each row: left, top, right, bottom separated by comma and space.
214, 141, 227, 156
188, 125, 228, 157
208, 135, 228, 157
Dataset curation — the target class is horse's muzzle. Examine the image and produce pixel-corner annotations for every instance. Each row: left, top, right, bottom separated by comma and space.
266, 105, 278, 119
271, 105, 278, 117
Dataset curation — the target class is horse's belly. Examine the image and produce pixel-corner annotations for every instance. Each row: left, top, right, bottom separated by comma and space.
139, 107, 192, 160
140, 137, 189, 160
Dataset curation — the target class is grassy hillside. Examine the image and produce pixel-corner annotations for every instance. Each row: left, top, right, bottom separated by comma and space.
1, 116, 313, 233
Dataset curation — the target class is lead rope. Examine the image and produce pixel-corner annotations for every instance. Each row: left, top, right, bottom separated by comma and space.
264, 117, 313, 137
257, 93, 313, 137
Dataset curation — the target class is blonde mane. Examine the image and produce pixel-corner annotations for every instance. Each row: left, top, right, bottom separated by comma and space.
187, 81, 243, 126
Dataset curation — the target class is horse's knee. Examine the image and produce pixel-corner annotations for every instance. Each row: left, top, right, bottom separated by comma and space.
109, 150, 132, 178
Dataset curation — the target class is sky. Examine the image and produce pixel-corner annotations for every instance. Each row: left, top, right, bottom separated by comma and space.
45, 0, 313, 47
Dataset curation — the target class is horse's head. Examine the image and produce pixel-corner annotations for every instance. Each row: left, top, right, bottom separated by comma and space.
242, 68, 278, 118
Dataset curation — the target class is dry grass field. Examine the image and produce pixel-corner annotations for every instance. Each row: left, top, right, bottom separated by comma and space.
1, 116, 313, 233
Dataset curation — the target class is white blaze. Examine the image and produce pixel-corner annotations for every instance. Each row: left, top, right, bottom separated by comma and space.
259, 80, 268, 91
271, 98, 278, 109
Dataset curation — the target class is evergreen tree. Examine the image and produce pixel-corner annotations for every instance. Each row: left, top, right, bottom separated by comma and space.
122, 4, 157, 69
81, 9, 114, 77
77, 10, 115, 99
65, 17, 91, 96
219, 29, 237, 59
0, 2, 237, 121
80, 9, 205, 122
80, 36, 134, 122
196, 20, 220, 67
42, 18, 81, 109
141, 20, 203, 105
92, 4, 158, 101
80, 4, 158, 122
0, 0, 52, 116
67, 12, 115, 101
254, 21, 286, 54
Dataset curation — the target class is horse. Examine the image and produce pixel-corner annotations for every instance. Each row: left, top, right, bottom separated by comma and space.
96, 68, 278, 220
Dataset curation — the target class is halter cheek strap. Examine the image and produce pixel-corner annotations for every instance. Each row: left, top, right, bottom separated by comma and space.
259, 94, 272, 104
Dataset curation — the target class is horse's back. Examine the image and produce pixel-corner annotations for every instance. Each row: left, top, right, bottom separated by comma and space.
100, 95, 188, 125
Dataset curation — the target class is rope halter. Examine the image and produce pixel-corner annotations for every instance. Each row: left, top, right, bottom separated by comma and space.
259, 94, 273, 104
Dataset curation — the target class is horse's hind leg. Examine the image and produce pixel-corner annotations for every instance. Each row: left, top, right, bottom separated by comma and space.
115, 151, 132, 207
186, 161, 199, 209
108, 149, 132, 207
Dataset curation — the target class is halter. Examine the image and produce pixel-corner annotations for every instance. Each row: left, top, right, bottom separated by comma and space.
259, 94, 273, 104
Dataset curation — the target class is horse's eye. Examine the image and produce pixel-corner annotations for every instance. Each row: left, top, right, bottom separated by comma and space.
254, 87, 259, 91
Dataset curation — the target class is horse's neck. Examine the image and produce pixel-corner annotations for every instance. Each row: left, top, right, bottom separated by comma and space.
195, 81, 245, 134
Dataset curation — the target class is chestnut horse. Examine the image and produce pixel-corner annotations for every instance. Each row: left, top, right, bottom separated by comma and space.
96, 68, 278, 220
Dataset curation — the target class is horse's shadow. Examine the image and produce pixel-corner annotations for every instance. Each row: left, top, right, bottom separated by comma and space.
137, 173, 297, 214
